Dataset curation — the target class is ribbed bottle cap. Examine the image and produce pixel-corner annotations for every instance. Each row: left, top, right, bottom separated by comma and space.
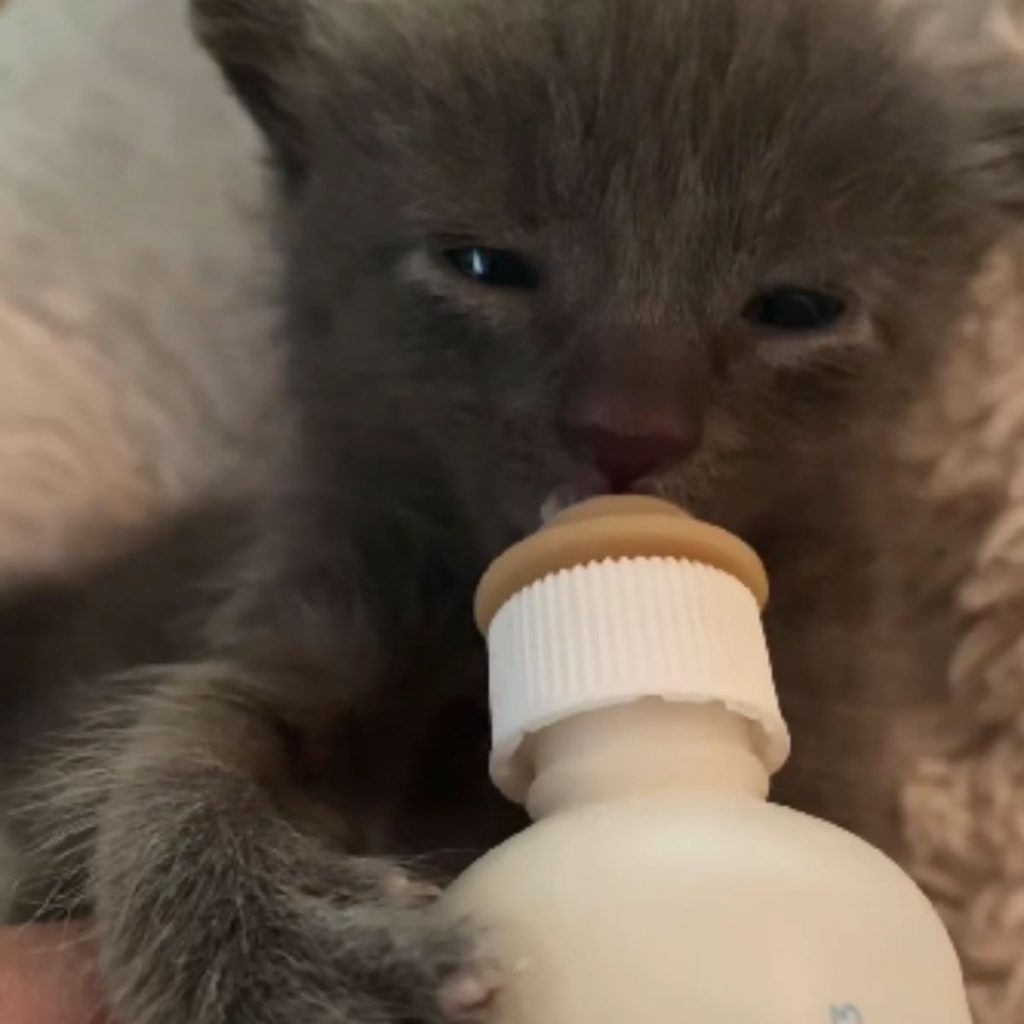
475, 496, 790, 803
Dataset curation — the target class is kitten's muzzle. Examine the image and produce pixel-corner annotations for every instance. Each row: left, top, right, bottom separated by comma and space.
558, 417, 702, 493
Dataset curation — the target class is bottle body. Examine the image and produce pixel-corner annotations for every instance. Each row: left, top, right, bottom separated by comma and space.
442, 793, 972, 1024
457, 499, 973, 1024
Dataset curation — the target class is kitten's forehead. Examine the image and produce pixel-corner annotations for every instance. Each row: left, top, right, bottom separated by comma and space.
316, 0, 965, 292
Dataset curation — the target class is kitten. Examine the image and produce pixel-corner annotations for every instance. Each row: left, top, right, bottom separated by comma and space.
2, 0, 1023, 1022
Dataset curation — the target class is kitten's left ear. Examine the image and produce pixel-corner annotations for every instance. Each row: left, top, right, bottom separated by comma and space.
960, 71, 1024, 218
191, 0, 322, 185
896, 0, 1024, 218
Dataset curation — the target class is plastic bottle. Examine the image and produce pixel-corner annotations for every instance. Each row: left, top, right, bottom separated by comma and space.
441, 495, 972, 1024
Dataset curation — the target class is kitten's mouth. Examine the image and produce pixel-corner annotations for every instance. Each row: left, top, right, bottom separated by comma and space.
539, 472, 606, 524
539, 473, 682, 525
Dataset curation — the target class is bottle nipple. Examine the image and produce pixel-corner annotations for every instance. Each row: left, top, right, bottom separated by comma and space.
475, 496, 789, 804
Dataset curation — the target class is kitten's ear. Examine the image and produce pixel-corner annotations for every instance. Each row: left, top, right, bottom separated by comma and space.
895, 0, 1024, 217
960, 74, 1024, 218
191, 0, 318, 185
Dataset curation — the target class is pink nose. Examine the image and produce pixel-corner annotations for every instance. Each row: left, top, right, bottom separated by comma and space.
560, 422, 700, 491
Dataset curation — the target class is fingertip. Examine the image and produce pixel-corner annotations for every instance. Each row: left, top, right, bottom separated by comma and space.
0, 923, 108, 1024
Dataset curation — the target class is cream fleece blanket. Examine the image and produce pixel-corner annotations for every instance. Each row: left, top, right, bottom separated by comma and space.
896, 246, 1024, 1023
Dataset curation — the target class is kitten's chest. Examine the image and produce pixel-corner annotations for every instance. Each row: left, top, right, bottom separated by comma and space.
388, 692, 529, 877
321, 651, 527, 878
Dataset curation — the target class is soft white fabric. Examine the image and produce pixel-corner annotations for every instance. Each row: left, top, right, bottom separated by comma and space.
0, 0, 275, 579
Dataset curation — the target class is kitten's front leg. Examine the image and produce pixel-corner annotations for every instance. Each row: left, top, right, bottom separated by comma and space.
89, 661, 495, 1024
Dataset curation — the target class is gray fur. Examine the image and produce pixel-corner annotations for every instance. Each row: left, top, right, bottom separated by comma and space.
4, 1, 1024, 1022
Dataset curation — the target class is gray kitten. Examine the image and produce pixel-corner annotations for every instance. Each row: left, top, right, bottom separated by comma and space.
2, 0, 1023, 1022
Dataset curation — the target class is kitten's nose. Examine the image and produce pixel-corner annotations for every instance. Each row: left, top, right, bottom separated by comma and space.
560, 420, 700, 492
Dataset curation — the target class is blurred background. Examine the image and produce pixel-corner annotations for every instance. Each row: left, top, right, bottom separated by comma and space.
0, 0, 277, 582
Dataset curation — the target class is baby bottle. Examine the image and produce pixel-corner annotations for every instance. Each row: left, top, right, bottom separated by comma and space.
441, 495, 972, 1024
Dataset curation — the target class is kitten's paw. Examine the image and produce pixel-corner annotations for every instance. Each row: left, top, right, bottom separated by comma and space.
328, 865, 499, 1024
437, 963, 502, 1020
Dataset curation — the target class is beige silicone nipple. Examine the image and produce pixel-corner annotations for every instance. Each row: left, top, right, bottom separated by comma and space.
475, 495, 769, 633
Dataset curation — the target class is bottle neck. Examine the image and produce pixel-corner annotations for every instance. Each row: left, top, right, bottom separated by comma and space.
523, 699, 770, 820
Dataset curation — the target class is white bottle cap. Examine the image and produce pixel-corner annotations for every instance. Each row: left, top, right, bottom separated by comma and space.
475, 498, 790, 804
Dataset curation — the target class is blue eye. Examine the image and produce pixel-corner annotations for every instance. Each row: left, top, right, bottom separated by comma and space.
745, 288, 846, 331
442, 247, 540, 290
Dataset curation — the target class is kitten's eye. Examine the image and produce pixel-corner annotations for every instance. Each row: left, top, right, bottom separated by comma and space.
442, 247, 540, 290
744, 288, 846, 331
